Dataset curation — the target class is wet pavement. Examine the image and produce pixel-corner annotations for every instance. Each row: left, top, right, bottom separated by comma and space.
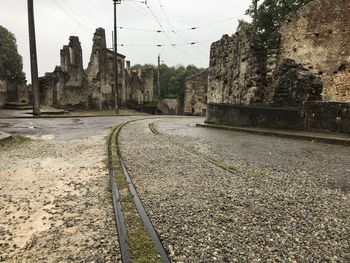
0, 116, 148, 141
155, 117, 350, 191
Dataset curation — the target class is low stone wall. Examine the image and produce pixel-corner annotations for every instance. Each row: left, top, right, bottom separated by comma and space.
206, 102, 350, 134
0, 92, 6, 108
304, 101, 350, 133
206, 103, 304, 130
160, 99, 179, 115
59, 86, 89, 110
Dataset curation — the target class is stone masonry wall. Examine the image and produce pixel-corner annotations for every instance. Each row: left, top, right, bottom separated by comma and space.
208, 30, 265, 105
126, 68, 155, 105
275, 0, 350, 102
86, 28, 126, 108
184, 70, 208, 115
39, 36, 88, 109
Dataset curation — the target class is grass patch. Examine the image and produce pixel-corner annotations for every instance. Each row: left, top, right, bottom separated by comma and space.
248, 171, 263, 178
0, 136, 31, 149
109, 125, 162, 263
215, 161, 232, 171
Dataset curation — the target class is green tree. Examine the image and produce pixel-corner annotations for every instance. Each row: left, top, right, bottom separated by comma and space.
0, 25, 25, 80
245, 0, 313, 42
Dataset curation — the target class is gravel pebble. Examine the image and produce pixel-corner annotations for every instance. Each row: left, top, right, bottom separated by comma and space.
120, 119, 350, 262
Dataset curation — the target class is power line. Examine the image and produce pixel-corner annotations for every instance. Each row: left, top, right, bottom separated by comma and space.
52, 0, 93, 31
116, 15, 245, 33
60, 0, 95, 29
117, 26, 167, 33
142, 1, 207, 66
116, 39, 215, 47
158, 0, 176, 33
154, 0, 209, 59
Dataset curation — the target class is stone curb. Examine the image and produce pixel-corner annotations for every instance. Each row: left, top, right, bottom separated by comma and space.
0, 114, 201, 120
0, 131, 13, 142
0, 114, 145, 119
196, 123, 350, 146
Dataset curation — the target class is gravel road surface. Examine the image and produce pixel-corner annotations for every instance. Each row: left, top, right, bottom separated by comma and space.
120, 118, 350, 262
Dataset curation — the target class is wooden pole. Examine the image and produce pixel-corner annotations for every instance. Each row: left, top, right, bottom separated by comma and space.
27, 0, 41, 115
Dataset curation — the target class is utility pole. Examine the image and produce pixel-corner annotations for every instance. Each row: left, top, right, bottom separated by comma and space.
27, 0, 40, 116
157, 54, 161, 101
113, 0, 121, 114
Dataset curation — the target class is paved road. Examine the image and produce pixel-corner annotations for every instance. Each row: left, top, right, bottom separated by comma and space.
0, 116, 148, 141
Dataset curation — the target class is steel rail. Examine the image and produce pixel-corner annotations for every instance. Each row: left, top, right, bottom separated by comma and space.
115, 122, 171, 263
108, 126, 131, 263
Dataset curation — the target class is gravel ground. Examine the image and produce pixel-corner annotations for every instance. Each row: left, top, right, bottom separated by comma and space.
0, 135, 121, 262
119, 119, 350, 262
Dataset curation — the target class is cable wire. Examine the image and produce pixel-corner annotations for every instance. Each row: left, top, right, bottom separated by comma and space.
142, 1, 207, 66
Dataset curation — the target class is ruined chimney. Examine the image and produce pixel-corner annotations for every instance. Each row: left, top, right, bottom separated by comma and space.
68, 36, 83, 68
60, 45, 69, 72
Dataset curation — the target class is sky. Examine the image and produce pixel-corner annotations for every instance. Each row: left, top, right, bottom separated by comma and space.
0, 0, 251, 82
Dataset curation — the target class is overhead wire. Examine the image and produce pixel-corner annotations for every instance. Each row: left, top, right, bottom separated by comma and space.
141, 1, 207, 66
116, 16, 245, 33
156, 0, 209, 59
52, 0, 94, 31
117, 38, 216, 47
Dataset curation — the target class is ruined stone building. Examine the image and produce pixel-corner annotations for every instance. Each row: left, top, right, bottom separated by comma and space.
0, 55, 27, 108
208, 31, 266, 106
184, 70, 208, 115
272, 0, 350, 103
39, 28, 158, 110
39, 36, 88, 108
206, 0, 350, 134
85, 28, 127, 109
126, 67, 155, 106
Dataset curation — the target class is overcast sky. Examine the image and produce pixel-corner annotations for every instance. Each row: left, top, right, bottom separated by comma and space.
0, 0, 251, 81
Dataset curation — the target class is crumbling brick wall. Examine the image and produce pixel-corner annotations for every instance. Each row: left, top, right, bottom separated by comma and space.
184, 70, 208, 115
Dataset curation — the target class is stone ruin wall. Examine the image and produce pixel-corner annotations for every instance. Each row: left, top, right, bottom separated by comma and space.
160, 98, 179, 115
208, 31, 265, 105
208, 0, 350, 108
126, 68, 155, 106
39, 36, 88, 109
184, 69, 208, 115
39, 27, 157, 110
274, 0, 350, 103
86, 28, 127, 109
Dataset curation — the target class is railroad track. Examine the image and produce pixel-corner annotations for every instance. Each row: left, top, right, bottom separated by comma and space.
149, 120, 236, 174
108, 122, 170, 263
